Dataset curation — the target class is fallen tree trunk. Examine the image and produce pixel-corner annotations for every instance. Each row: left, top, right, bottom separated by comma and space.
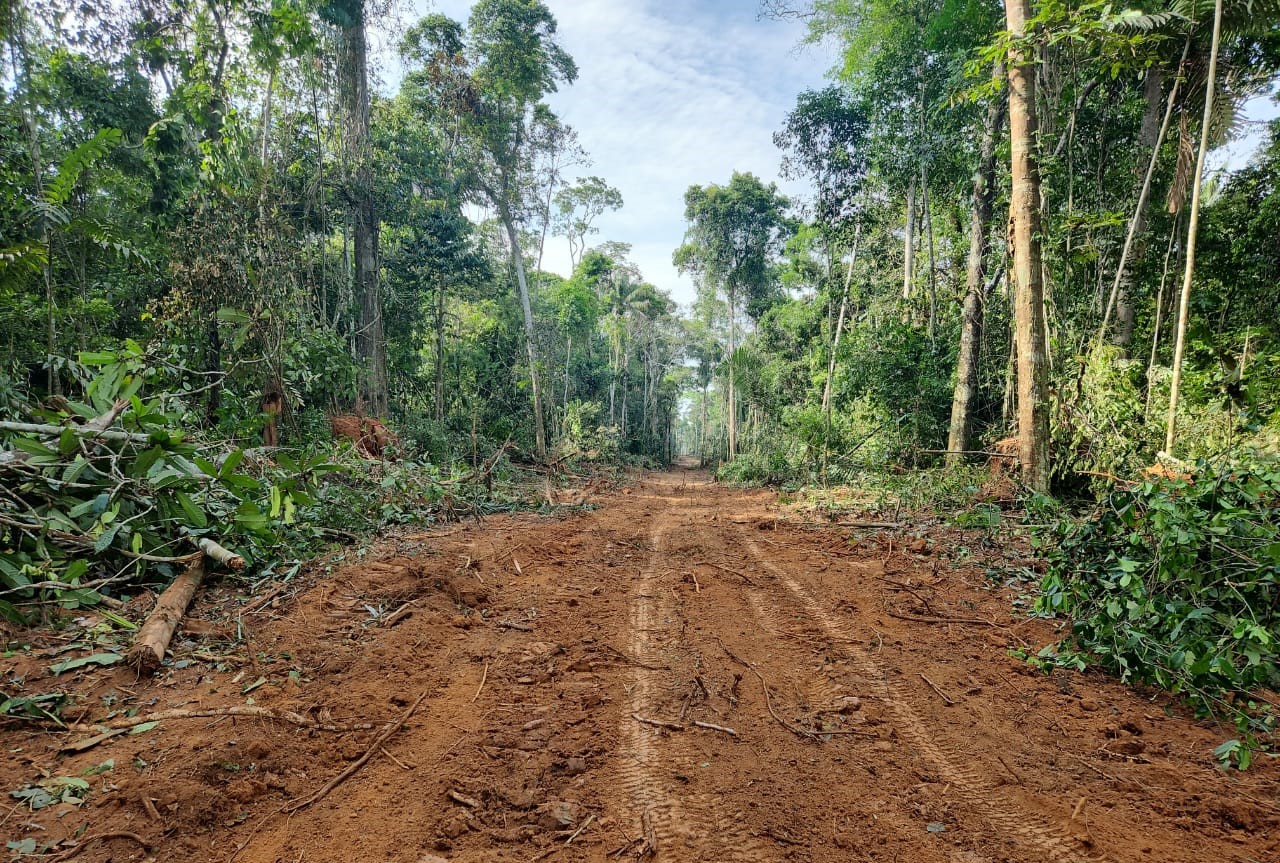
126, 558, 206, 674
196, 537, 245, 570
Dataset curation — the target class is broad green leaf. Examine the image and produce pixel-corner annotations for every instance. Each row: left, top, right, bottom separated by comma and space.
49, 653, 123, 676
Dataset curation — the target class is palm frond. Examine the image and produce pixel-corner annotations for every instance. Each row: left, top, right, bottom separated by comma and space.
1109, 9, 1185, 31
44, 128, 122, 207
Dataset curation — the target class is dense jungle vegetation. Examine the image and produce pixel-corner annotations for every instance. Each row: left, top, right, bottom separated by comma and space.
2, 0, 1279, 757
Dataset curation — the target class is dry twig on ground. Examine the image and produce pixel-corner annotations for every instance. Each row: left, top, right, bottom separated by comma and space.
283, 689, 428, 813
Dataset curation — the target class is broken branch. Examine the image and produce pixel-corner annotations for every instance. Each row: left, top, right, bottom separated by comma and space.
885, 609, 1003, 627
692, 720, 738, 737
919, 672, 956, 706
47, 831, 150, 862
632, 713, 685, 731
66, 706, 375, 736
715, 636, 817, 742
283, 689, 428, 813
195, 536, 245, 570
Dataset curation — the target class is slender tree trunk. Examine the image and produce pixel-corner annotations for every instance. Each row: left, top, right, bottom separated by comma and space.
1097, 37, 1190, 354
434, 277, 446, 422
701, 383, 709, 466
563, 334, 572, 409
1006, 0, 1051, 492
620, 355, 629, 438
501, 211, 547, 460
1145, 220, 1180, 416
823, 224, 861, 427
311, 76, 329, 327
1166, 0, 1223, 456
947, 78, 1007, 465
9, 3, 57, 393
922, 163, 937, 343
902, 175, 917, 300
727, 284, 738, 459
608, 337, 617, 425
336, 0, 386, 415
257, 64, 276, 231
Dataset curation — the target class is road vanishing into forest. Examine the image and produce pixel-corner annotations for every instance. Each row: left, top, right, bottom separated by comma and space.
5, 467, 1279, 863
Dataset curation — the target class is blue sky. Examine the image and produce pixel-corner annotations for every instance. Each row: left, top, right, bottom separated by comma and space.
378, 2, 1278, 308
392, 0, 833, 306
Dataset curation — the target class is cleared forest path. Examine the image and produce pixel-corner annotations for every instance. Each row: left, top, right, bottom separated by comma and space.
13, 468, 1280, 863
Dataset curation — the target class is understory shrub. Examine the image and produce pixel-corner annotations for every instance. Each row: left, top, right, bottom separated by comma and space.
1037, 455, 1280, 765
716, 451, 778, 486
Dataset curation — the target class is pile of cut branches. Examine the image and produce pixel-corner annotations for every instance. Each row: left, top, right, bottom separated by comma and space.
0, 345, 344, 623
1037, 455, 1280, 766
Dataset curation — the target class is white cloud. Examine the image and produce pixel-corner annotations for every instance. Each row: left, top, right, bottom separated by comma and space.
397, 0, 832, 307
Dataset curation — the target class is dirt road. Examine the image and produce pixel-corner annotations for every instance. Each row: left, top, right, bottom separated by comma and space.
5, 468, 1279, 862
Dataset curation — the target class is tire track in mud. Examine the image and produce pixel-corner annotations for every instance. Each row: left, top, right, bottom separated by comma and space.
737, 583, 988, 863
736, 530, 1109, 863
615, 480, 769, 862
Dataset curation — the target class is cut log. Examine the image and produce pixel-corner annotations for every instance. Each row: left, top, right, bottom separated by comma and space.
195, 537, 245, 570
126, 558, 206, 674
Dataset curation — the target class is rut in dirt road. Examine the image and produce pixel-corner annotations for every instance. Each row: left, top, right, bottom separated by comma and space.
12, 468, 1279, 863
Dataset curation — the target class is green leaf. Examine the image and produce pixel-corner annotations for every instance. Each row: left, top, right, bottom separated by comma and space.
128, 721, 159, 735
49, 653, 123, 676
57, 428, 79, 456
11, 437, 56, 457
77, 351, 118, 366
63, 560, 89, 583
216, 307, 252, 324
176, 492, 208, 528
93, 523, 121, 553
219, 449, 246, 477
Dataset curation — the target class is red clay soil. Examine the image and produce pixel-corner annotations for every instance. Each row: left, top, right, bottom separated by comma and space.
3, 467, 1279, 863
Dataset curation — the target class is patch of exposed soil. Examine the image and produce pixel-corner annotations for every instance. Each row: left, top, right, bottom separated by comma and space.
3, 468, 1278, 862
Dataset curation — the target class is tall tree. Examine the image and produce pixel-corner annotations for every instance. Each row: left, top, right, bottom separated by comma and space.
1005, 0, 1050, 491
1165, 0, 1224, 456
400, 0, 578, 460
325, 0, 386, 414
675, 172, 790, 459
553, 176, 623, 269
946, 68, 1006, 464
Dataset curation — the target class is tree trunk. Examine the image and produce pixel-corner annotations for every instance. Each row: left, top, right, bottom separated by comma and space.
1006, 0, 1051, 492
434, 277, 446, 422
563, 333, 572, 410
1145, 220, 1180, 416
727, 284, 738, 459
608, 335, 617, 426
947, 77, 1007, 466
823, 224, 861, 427
501, 212, 547, 460
1166, 0, 1223, 456
127, 559, 206, 674
701, 383, 709, 465
922, 163, 937, 343
336, 0, 386, 416
902, 175, 916, 301
1097, 37, 1189, 354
